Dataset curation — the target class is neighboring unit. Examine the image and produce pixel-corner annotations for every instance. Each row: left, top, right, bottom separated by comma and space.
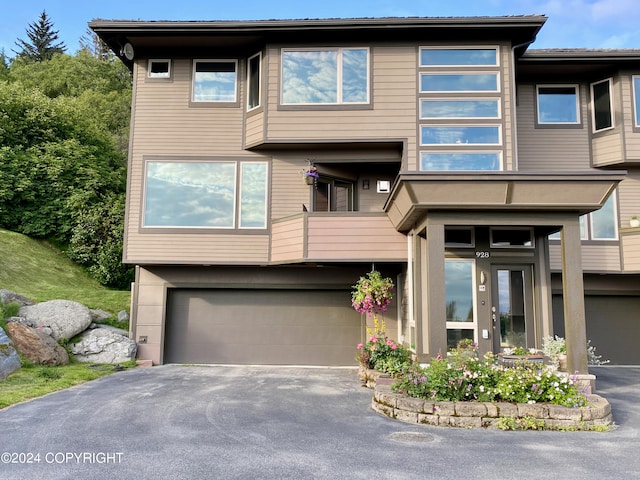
90, 16, 640, 369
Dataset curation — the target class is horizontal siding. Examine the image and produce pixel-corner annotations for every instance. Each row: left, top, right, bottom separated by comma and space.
616, 168, 640, 227
592, 132, 624, 167
271, 216, 305, 263
306, 215, 406, 260
516, 84, 592, 171
245, 111, 264, 146
125, 234, 269, 263
622, 232, 640, 270
621, 72, 640, 160
549, 243, 621, 272
270, 156, 315, 220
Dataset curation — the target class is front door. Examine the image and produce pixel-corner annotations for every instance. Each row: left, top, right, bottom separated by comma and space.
491, 265, 535, 353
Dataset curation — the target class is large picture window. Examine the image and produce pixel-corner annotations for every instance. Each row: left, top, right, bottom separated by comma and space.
281, 48, 369, 105
591, 78, 614, 132
549, 193, 617, 241
192, 60, 238, 103
536, 85, 579, 124
143, 160, 267, 229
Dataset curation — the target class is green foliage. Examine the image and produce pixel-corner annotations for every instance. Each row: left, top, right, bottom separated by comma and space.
356, 316, 413, 376
351, 271, 394, 316
392, 340, 588, 407
497, 416, 546, 431
13, 10, 66, 62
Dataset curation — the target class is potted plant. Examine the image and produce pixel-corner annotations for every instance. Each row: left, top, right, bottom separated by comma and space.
303, 166, 319, 185
499, 346, 544, 366
542, 335, 567, 371
630, 216, 640, 228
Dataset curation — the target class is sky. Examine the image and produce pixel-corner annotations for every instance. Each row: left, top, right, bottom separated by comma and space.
1, 0, 639, 57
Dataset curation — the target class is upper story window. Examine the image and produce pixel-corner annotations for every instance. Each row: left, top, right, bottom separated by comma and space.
420, 48, 498, 66
633, 76, 640, 127
148, 59, 171, 78
549, 194, 618, 241
420, 99, 500, 119
192, 60, 238, 103
421, 126, 501, 145
591, 78, 614, 132
536, 85, 579, 124
281, 48, 369, 105
421, 152, 502, 171
420, 73, 499, 92
247, 53, 261, 111
143, 160, 267, 229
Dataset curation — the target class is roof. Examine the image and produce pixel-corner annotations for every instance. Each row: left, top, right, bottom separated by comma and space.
89, 15, 547, 65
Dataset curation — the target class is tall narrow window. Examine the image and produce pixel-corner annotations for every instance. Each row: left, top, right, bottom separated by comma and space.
445, 260, 476, 349
193, 60, 237, 103
247, 53, 261, 110
591, 78, 614, 132
239, 162, 267, 228
633, 76, 640, 127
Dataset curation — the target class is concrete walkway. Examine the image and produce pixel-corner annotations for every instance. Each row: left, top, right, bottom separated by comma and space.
0, 365, 638, 479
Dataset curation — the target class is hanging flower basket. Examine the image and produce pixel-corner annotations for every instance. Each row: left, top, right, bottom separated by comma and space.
303, 167, 319, 185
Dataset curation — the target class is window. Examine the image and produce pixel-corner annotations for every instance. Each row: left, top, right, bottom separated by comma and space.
549, 194, 617, 241
247, 53, 261, 110
536, 85, 579, 124
420, 73, 499, 92
421, 152, 501, 171
148, 59, 171, 78
633, 76, 640, 127
491, 228, 534, 248
445, 260, 476, 348
420, 48, 498, 66
445, 228, 475, 247
281, 48, 369, 105
421, 126, 501, 145
192, 60, 237, 102
420, 99, 500, 119
143, 160, 267, 229
591, 78, 614, 132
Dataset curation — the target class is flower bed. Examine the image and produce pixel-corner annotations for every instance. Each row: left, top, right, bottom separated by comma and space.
372, 383, 613, 430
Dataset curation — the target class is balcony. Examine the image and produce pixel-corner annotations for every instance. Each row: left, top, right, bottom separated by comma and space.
271, 212, 407, 264
621, 227, 640, 271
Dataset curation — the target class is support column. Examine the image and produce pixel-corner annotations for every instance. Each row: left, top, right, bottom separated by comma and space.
560, 220, 589, 374
423, 223, 447, 357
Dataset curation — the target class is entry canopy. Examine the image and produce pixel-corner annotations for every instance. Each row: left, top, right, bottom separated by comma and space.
384, 171, 626, 232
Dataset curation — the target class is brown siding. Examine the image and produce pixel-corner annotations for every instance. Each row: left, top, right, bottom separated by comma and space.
592, 132, 624, 167
617, 169, 640, 228
245, 111, 265, 146
516, 84, 592, 170
271, 215, 305, 263
622, 231, 640, 271
549, 243, 621, 272
621, 72, 640, 161
265, 45, 417, 169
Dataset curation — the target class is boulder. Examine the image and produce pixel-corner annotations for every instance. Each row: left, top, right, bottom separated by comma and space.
117, 310, 130, 323
71, 329, 137, 364
0, 327, 21, 380
0, 289, 34, 307
90, 309, 113, 323
5, 322, 69, 366
88, 323, 129, 337
18, 300, 92, 341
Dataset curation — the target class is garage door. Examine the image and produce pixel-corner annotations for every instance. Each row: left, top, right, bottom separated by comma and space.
164, 289, 362, 365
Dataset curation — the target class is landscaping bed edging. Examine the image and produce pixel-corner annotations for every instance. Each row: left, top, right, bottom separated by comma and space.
372, 383, 613, 430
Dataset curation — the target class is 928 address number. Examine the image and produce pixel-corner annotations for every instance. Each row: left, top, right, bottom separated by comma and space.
475, 251, 490, 258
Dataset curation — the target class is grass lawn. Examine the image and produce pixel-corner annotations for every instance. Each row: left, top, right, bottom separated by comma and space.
0, 362, 135, 410
0, 228, 135, 409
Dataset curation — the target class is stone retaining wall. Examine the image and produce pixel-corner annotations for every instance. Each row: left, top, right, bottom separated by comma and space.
372, 384, 613, 429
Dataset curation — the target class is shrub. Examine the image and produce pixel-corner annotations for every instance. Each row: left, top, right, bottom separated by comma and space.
355, 316, 413, 376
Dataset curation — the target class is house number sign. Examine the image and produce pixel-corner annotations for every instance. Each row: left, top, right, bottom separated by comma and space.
475, 251, 490, 258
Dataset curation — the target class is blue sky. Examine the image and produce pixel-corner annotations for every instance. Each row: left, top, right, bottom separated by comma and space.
1, 0, 639, 57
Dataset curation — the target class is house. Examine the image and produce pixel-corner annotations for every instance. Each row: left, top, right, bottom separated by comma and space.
90, 16, 640, 370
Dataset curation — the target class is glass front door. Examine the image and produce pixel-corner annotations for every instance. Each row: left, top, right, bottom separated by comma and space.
491, 265, 534, 352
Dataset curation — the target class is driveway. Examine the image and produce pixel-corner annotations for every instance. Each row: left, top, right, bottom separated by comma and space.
0, 365, 638, 480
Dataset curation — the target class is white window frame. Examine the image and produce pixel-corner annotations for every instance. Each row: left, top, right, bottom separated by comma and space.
192, 59, 238, 103
420, 125, 502, 146
536, 84, 580, 125
589, 193, 619, 241
591, 78, 615, 133
238, 161, 269, 229
419, 72, 500, 93
445, 258, 478, 341
420, 98, 501, 120
148, 59, 171, 78
246, 52, 262, 111
280, 47, 370, 105
420, 151, 503, 171
419, 46, 500, 67
633, 75, 640, 128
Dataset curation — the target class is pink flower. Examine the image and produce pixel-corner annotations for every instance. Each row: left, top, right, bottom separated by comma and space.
391, 344, 397, 350
357, 343, 363, 350
370, 336, 378, 343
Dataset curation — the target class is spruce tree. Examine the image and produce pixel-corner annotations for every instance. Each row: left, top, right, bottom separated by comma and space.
14, 10, 66, 62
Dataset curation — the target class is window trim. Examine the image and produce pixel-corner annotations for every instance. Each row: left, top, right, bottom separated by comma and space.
633, 75, 640, 129
191, 59, 239, 105
419, 72, 500, 93
140, 157, 269, 232
420, 125, 502, 146
590, 78, 615, 133
535, 84, 580, 126
490, 227, 535, 248
444, 258, 478, 340
445, 227, 476, 248
419, 46, 499, 67
420, 98, 501, 120
147, 59, 171, 79
280, 47, 370, 106
246, 52, 262, 112
420, 151, 503, 171
589, 193, 619, 241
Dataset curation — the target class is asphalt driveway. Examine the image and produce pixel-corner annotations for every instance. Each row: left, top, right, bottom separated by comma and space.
0, 365, 638, 480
